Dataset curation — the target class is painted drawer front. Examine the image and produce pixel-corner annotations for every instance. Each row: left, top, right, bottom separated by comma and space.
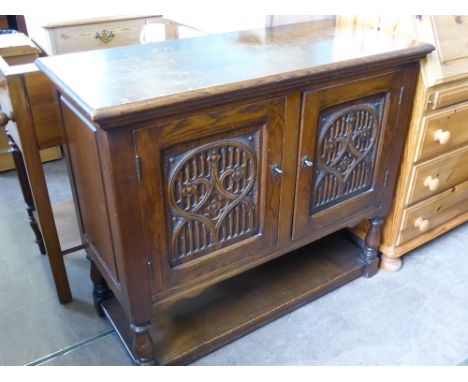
53, 17, 161, 54
416, 100, 468, 162
398, 179, 468, 245
406, 144, 468, 205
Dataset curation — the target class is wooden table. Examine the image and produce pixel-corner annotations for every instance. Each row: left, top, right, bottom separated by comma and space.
0, 18, 205, 305
0, 54, 83, 304
37, 19, 433, 365
0, 33, 62, 172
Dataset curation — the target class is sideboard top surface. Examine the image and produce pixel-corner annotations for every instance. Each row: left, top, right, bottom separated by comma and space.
37, 19, 433, 123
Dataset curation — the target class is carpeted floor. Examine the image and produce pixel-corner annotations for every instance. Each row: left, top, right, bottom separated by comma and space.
1, 159, 467, 365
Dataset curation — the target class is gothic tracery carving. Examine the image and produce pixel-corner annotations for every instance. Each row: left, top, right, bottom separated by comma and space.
311, 95, 385, 213
164, 133, 260, 265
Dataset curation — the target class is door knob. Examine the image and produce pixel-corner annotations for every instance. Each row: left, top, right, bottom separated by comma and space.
0, 111, 12, 127
424, 176, 440, 192
433, 129, 451, 145
302, 156, 314, 168
271, 164, 283, 177
414, 217, 430, 232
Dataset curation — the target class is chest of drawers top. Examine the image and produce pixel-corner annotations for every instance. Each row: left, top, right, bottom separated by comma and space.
36, 20, 433, 126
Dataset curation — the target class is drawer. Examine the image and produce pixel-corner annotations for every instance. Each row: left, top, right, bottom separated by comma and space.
398, 179, 468, 245
406, 144, 468, 205
415, 101, 468, 162
52, 17, 161, 54
428, 81, 468, 110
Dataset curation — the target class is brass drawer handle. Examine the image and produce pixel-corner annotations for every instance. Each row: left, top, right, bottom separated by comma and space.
433, 129, 451, 145
424, 176, 440, 192
95, 30, 115, 44
414, 217, 430, 232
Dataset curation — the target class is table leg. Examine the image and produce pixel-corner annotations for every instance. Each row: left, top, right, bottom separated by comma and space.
7, 133, 46, 255
87, 253, 113, 317
131, 321, 155, 366
360, 216, 383, 277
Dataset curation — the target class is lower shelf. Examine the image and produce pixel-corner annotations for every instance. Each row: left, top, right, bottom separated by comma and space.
101, 231, 366, 365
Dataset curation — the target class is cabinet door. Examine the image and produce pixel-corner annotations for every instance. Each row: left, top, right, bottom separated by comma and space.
293, 72, 403, 240
135, 98, 285, 294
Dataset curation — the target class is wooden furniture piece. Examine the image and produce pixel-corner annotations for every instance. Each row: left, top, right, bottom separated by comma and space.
338, 16, 468, 271
0, 16, 8, 30
0, 32, 62, 172
0, 46, 83, 304
1, 16, 28, 35
37, 20, 432, 365
24, 15, 185, 55
1, 16, 197, 305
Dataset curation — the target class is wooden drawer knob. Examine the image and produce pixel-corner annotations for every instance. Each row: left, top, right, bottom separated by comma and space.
414, 217, 430, 232
424, 176, 440, 191
434, 129, 451, 145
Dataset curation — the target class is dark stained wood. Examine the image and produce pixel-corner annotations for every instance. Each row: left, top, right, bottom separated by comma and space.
59, 99, 117, 278
0, 16, 8, 29
102, 232, 365, 365
130, 322, 155, 366
13, 16, 28, 36
37, 20, 433, 364
88, 253, 113, 317
36, 20, 433, 126
5, 74, 71, 303
5, 16, 28, 35
23, 71, 63, 149
0, 44, 84, 303
293, 70, 405, 241
6, 131, 46, 254
361, 217, 384, 277
135, 98, 285, 295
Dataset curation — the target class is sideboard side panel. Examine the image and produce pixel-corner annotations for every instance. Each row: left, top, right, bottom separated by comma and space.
60, 99, 119, 287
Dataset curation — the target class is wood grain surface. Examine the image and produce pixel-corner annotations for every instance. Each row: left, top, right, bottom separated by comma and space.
36, 20, 433, 124
41, 19, 431, 363
101, 232, 365, 365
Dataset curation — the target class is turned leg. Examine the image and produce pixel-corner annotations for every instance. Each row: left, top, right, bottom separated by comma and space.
360, 217, 383, 277
7, 134, 46, 255
380, 254, 403, 272
87, 254, 113, 316
131, 322, 155, 366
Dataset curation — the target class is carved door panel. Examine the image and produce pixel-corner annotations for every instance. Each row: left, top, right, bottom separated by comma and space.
293, 72, 404, 240
135, 98, 285, 294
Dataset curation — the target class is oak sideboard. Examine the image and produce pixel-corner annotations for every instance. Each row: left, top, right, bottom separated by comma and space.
37, 20, 433, 365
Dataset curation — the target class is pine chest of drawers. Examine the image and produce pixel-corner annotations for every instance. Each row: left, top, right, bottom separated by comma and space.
37, 20, 432, 365
339, 16, 468, 270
